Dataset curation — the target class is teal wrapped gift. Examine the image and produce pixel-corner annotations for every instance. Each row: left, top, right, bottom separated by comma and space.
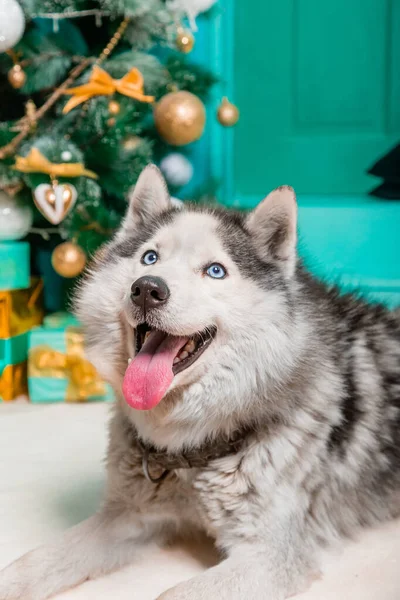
28, 313, 114, 403
0, 333, 29, 401
0, 332, 28, 367
0, 242, 30, 291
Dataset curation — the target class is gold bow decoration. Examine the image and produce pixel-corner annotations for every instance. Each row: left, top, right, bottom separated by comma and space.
62, 65, 155, 114
13, 148, 98, 179
29, 328, 107, 402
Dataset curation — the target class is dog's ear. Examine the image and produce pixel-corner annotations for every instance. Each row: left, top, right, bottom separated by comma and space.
246, 186, 297, 277
122, 164, 171, 232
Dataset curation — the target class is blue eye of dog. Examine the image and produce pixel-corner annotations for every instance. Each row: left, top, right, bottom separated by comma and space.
206, 263, 226, 279
142, 250, 158, 265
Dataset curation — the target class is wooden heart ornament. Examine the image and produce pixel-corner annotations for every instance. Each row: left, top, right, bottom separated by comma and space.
33, 182, 77, 225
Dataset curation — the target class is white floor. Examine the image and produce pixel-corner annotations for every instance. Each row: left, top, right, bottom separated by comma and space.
0, 401, 399, 599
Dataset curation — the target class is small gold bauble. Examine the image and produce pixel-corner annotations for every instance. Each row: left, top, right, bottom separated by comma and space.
8, 64, 26, 89
51, 241, 86, 279
217, 97, 240, 127
108, 100, 121, 115
176, 27, 195, 53
123, 135, 142, 151
107, 117, 116, 127
154, 91, 206, 146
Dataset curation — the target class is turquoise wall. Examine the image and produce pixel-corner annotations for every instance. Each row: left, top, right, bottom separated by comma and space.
181, 2, 400, 307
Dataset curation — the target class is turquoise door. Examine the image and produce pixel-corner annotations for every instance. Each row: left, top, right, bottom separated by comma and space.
195, 0, 400, 306
231, 0, 400, 196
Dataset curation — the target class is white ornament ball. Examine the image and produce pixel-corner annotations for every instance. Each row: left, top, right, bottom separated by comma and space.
0, 0, 25, 53
61, 150, 72, 161
160, 153, 193, 187
0, 190, 33, 240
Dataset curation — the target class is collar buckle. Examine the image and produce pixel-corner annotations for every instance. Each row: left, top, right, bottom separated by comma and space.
141, 446, 169, 484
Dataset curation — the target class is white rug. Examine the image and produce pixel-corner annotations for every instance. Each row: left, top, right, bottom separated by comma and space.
0, 401, 399, 599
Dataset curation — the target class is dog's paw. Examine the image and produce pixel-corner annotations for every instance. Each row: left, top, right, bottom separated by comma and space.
156, 579, 218, 600
155, 568, 277, 600
156, 585, 193, 600
0, 562, 33, 600
0, 549, 56, 600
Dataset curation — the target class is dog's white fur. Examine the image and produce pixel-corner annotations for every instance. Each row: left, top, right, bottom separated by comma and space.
0, 166, 399, 600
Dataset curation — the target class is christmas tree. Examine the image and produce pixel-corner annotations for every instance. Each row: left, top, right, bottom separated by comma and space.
0, 0, 217, 281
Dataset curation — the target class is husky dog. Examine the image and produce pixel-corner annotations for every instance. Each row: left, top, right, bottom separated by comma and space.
1, 165, 399, 600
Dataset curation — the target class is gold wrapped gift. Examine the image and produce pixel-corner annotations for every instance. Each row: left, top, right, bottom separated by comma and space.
0, 362, 27, 401
0, 278, 44, 340
28, 326, 112, 402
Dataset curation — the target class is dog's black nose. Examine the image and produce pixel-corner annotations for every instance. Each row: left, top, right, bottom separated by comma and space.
131, 276, 170, 310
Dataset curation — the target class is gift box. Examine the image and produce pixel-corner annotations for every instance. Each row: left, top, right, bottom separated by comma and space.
1, 332, 28, 366
28, 313, 114, 403
0, 362, 27, 401
0, 333, 29, 401
42, 312, 79, 329
0, 278, 44, 339
0, 279, 43, 401
0, 242, 30, 291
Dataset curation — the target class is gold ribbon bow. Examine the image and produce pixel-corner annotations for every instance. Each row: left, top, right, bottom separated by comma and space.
62, 65, 155, 114
13, 148, 98, 179
29, 344, 106, 402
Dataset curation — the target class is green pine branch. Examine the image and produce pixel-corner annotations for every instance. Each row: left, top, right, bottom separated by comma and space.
0, 1, 216, 263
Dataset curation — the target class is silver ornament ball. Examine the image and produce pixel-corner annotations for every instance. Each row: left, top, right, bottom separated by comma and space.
0, 190, 33, 241
0, 0, 25, 53
160, 153, 194, 187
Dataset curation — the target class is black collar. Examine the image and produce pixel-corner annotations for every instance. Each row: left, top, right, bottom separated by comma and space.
135, 426, 253, 484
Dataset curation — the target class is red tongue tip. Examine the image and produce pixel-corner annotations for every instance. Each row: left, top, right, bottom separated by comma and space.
122, 331, 188, 410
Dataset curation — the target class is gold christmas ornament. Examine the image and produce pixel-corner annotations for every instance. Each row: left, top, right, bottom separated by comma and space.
217, 97, 240, 127
108, 99, 121, 115
107, 117, 116, 127
97, 17, 130, 65
33, 180, 77, 225
154, 91, 206, 146
44, 183, 75, 210
123, 135, 142, 151
175, 27, 195, 53
8, 64, 26, 89
51, 241, 86, 278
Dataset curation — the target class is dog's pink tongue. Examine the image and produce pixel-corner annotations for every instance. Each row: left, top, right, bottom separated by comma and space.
122, 331, 187, 410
